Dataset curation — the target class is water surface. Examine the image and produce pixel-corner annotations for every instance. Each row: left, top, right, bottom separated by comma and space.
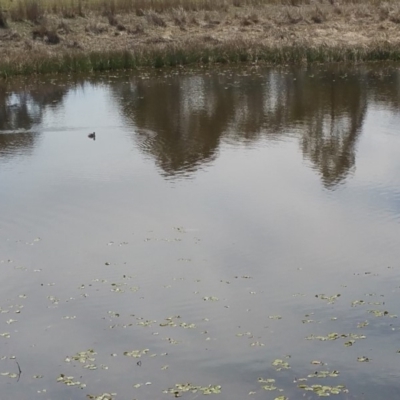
1, 64, 400, 400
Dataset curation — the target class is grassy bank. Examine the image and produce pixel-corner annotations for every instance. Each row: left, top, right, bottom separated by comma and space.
2, 42, 400, 77
1, 0, 400, 76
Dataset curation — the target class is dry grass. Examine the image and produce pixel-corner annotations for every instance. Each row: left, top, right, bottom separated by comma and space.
310, 5, 326, 23
146, 10, 167, 27
0, 0, 399, 17
379, 2, 400, 23
2, 0, 400, 76
32, 25, 60, 43
85, 21, 109, 33
25, 0, 43, 23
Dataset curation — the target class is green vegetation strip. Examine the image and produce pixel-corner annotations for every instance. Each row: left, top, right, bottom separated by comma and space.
2, 43, 400, 78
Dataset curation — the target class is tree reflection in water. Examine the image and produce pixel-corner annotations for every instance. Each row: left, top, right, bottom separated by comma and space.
2, 65, 400, 189
112, 66, 373, 188
0, 80, 68, 159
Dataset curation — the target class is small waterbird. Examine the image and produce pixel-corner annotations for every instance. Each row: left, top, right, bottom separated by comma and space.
88, 132, 96, 140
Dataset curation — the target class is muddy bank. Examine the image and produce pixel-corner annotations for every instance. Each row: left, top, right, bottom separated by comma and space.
1, 2, 400, 75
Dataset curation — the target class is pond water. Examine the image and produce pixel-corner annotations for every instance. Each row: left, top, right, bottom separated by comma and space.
1, 64, 400, 400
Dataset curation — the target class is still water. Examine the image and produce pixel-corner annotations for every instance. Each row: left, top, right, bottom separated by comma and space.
1, 64, 400, 400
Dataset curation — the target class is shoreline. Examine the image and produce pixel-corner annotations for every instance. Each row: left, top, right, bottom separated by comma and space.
1, 2, 400, 76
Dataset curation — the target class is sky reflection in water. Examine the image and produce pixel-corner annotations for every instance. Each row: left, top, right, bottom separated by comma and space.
0, 64, 400, 400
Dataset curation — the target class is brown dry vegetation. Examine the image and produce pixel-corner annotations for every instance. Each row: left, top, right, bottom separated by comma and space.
1, 0, 400, 76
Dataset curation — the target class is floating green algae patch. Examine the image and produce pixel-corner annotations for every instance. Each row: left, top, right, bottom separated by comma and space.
272, 358, 291, 371
123, 348, 150, 357
258, 378, 285, 393
163, 383, 222, 396
307, 370, 340, 378
65, 349, 96, 363
297, 384, 348, 396
56, 374, 86, 388
87, 394, 116, 400
306, 332, 366, 341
